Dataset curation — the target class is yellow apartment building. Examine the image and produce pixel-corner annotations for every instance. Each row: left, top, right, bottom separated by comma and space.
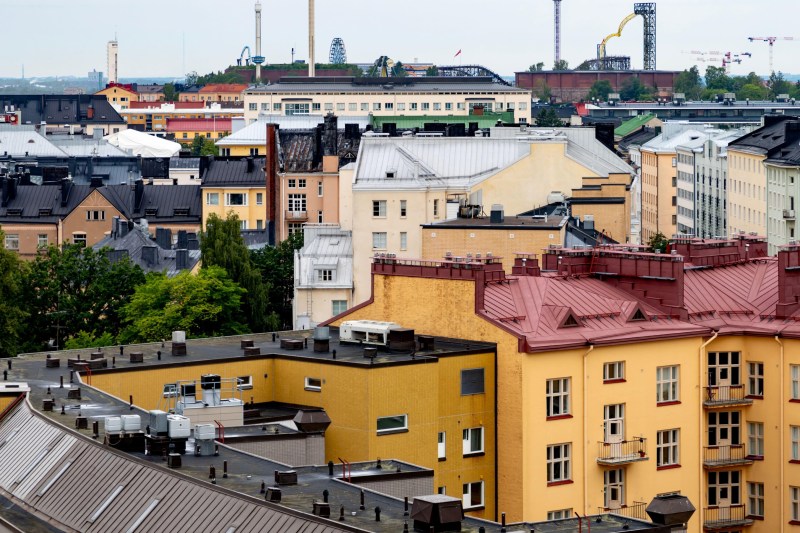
727, 147, 767, 239
327, 234, 800, 531
167, 118, 232, 143
198, 84, 248, 102
81, 330, 497, 519
95, 83, 138, 110
201, 157, 267, 231
120, 103, 242, 133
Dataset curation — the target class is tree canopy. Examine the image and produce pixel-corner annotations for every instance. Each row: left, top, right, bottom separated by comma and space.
553, 60, 569, 71
528, 62, 545, 72
674, 66, 703, 100
0, 229, 28, 357
647, 232, 668, 253
587, 80, 613, 101
535, 108, 563, 127
250, 231, 304, 329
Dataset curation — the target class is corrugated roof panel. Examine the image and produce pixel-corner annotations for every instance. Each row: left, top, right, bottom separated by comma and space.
13, 432, 76, 499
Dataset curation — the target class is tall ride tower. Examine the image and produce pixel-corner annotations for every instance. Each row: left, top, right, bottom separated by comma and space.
107, 40, 118, 84
634, 3, 656, 70
253, 2, 265, 82
308, 0, 316, 77
553, 0, 562, 67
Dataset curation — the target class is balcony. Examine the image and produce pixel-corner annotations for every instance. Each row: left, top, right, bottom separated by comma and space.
703, 444, 754, 469
596, 438, 648, 465
784, 209, 796, 220
597, 501, 648, 520
703, 385, 753, 408
285, 210, 308, 221
703, 505, 753, 530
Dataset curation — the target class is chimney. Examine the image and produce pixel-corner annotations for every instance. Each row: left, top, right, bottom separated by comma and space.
266, 123, 279, 246
777, 244, 800, 318
785, 121, 800, 144
134, 179, 144, 211
323, 113, 338, 156
312, 124, 323, 166
87, 105, 94, 120
511, 254, 541, 276
308, 0, 315, 77
175, 249, 189, 270
155, 227, 172, 249
246, 156, 255, 173
594, 122, 615, 153
141, 245, 158, 267
60, 178, 72, 207
177, 230, 188, 249
187, 238, 200, 250
489, 204, 504, 223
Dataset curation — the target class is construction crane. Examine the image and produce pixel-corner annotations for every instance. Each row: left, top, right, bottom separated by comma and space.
747, 37, 799, 73
553, 0, 562, 67
682, 50, 750, 73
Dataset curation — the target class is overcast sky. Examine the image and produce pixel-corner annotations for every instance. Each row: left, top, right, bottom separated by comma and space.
3, 0, 798, 79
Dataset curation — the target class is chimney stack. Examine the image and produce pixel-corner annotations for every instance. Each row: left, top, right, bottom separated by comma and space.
308, 0, 315, 77
777, 244, 800, 318
265, 123, 279, 245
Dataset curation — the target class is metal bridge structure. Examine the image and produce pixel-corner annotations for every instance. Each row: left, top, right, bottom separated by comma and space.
436, 65, 511, 86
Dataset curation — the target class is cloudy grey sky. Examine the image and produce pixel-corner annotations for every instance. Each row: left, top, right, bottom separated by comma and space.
3, 0, 798, 79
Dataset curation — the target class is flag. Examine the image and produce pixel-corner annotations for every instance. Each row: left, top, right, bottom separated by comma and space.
454, 49, 462, 58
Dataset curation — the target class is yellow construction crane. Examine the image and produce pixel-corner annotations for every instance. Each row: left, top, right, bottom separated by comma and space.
598, 13, 637, 61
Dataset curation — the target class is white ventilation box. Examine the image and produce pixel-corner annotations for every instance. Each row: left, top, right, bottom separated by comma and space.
167, 414, 190, 438
194, 424, 216, 441
121, 415, 141, 432
104, 416, 122, 433
339, 320, 401, 345
172, 330, 186, 343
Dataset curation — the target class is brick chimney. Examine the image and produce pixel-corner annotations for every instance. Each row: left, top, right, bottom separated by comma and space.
777, 244, 800, 318
511, 254, 541, 276
669, 235, 767, 267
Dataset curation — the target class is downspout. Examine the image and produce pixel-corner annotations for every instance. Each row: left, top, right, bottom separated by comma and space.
698, 331, 718, 525
582, 344, 594, 515
774, 335, 785, 528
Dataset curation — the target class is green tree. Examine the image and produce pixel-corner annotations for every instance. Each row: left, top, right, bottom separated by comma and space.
674, 66, 703, 100
189, 136, 217, 156
535, 108, 563, 127
64, 331, 116, 350
738, 83, 768, 101
533, 79, 552, 102
648, 231, 668, 253
250, 232, 304, 329
768, 71, 793, 99
588, 80, 613, 101
705, 66, 732, 91
22, 245, 145, 351
120, 267, 247, 343
201, 212, 276, 331
553, 59, 569, 71
163, 83, 177, 101
619, 77, 650, 101
528, 62, 545, 72
425, 66, 439, 76
0, 229, 27, 357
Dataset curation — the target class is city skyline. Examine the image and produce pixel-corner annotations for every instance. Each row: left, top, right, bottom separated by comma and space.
3, 0, 799, 80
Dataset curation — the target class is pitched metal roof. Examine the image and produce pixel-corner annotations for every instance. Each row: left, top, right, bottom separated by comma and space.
0, 184, 92, 223
217, 116, 369, 146
0, 95, 124, 125
93, 226, 200, 276
201, 157, 265, 187
0, 126, 67, 157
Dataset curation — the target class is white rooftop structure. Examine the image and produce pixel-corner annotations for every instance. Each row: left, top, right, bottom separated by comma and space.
0, 125, 66, 157
49, 135, 131, 157
217, 115, 370, 147
104, 129, 181, 158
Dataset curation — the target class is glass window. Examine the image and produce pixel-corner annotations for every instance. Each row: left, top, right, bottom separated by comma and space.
72, 233, 87, 247
385, 103, 393, 110
457, 102, 466, 110
747, 482, 764, 518
547, 509, 572, 520
793, 426, 800, 461
462, 481, 483, 509
422, 102, 430, 111
604, 469, 625, 509
400, 232, 407, 250
304, 377, 321, 391
288, 178, 296, 188
248, 103, 257, 111
373, 200, 387, 217
261, 103, 269, 111
547, 443, 571, 483
287, 194, 307, 211
657, 365, 679, 403
4, 234, 19, 250
462, 427, 483, 455
373, 103, 381, 111
336, 103, 345, 111
793, 487, 800, 521
162, 383, 178, 397
273, 103, 282, 111
461, 368, 484, 395
397, 103, 406, 111
312, 103, 321, 111
433, 199, 439, 217
433, 103, 441, 111
438, 432, 446, 460
318, 181, 323, 197
256, 192, 263, 205
37, 234, 48, 248
546, 378, 570, 417
324, 103, 333, 111
237, 376, 253, 390
372, 232, 387, 249
792, 365, 800, 399
317, 210, 323, 223
225, 193, 247, 206
445, 103, 453, 111
332, 300, 347, 316
288, 223, 303, 235
657, 429, 680, 467
285, 103, 309, 115
298, 179, 307, 188
348, 103, 357, 111
748, 422, 764, 457
317, 269, 333, 282
603, 362, 625, 382
410, 103, 418, 111
361, 103, 368, 111
377, 414, 407, 433
400, 199, 407, 217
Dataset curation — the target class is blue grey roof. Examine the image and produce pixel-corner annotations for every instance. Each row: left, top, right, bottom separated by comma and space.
94, 225, 200, 277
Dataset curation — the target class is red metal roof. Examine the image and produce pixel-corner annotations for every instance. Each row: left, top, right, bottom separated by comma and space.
166, 118, 232, 132
130, 101, 205, 109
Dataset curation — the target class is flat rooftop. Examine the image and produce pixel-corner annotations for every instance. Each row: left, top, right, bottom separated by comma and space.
423, 215, 568, 230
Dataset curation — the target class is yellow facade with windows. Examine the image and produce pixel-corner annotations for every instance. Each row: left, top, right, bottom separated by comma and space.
201, 187, 267, 231
728, 149, 768, 239
640, 149, 678, 243
95, 85, 137, 110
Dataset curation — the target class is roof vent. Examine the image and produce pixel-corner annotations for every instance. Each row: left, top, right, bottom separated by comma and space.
490, 204, 504, 224
410, 495, 463, 533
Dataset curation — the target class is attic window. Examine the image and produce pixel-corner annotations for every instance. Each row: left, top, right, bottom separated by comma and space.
386, 170, 396, 178
629, 308, 647, 322
39, 208, 52, 216
6, 209, 22, 216
173, 208, 189, 216
560, 313, 581, 328
27, 139, 35, 143
144, 208, 158, 217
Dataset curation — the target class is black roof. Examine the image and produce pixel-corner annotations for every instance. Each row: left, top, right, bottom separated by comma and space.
729, 116, 800, 164
0, 94, 125, 125
0, 183, 91, 223
140, 157, 170, 179
202, 156, 265, 187
618, 126, 659, 153
93, 225, 200, 276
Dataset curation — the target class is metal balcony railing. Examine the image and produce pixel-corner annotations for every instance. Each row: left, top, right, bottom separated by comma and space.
597, 437, 648, 465
285, 210, 308, 221
703, 444, 754, 468
703, 505, 753, 529
784, 209, 796, 220
598, 501, 648, 520
704, 385, 752, 407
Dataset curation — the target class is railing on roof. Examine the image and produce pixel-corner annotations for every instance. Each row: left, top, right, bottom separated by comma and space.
598, 501, 648, 520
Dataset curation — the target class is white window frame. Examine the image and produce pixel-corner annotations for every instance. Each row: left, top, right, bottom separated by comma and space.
372, 200, 387, 218
546, 443, 571, 483
656, 429, 680, 467
793, 426, 800, 461
792, 365, 800, 400
372, 232, 387, 250
37, 234, 48, 248
256, 192, 263, 206
400, 199, 407, 217
462, 427, 484, 456
604, 468, 625, 509
72, 233, 87, 247
304, 377, 322, 392
317, 181, 323, 197
462, 480, 484, 510
331, 300, 347, 316
748, 422, 764, 457
603, 361, 625, 382
317, 269, 333, 282
546, 378, 570, 418
547, 509, 572, 521
224, 192, 248, 207
376, 414, 407, 434
748, 362, 764, 397
237, 376, 253, 390
656, 365, 679, 403
793, 486, 800, 522
400, 232, 407, 251
4, 234, 19, 250
748, 482, 764, 518
162, 383, 178, 397
438, 431, 446, 460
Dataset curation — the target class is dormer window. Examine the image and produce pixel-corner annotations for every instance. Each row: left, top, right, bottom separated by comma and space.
144, 208, 158, 217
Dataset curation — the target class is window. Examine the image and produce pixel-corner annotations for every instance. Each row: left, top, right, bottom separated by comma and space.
462, 427, 484, 455
372, 200, 387, 217
445, 102, 453, 111
86, 210, 105, 221
288, 179, 296, 188
459, 368, 485, 395
312, 103, 321, 112
304, 377, 322, 392
657, 429, 680, 467
793, 486, 800, 521
709, 351, 741, 387
377, 414, 407, 434
288, 223, 303, 235
288, 194, 307, 212
385, 103, 393, 110
438, 432, 446, 460
457, 102, 466, 110
336, 103, 345, 111
256, 192, 263, 205
317, 269, 333, 282
656, 365, 679, 403
285, 103, 309, 115
747, 482, 764, 518
546, 378, 570, 418
604, 469, 625, 509
792, 426, 800, 461
237, 376, 253, 390
4, 234, 19, 250
708, 471, 741, 506
547, 509, 572, 521
249, 148, 259, 156
792, 365, 800, 399
748, 362, 763, 397
225, 193, 247, 206
372, 232, 387, 249
317, 181, 323, 197
249, 103, 257, 111
324, 103, 333, 111
256, 220, 263, 230
400, 200, 407, 217
273, 103, 282, 111
373, 103, 381, 111
708, 411, 741, 446
603, 362, 625, 382
348, 103, 357, 111
748, 422, 764, 457
332, 300, 347, 316
433, 103, 441, 111
397, 103, 405, 111
72, 233, 87, 247
317, 210, 323, 223
261, 103, 269, 111
437, 486, 446, 495
422, 103, 430, 111
400, 232, 407, 250
410, 103, 418, 111
546, 443, 571, 483
298, 179, 306, 188
240, 220, 248, 230
433, 199, 439, 218
360, 103, 368, 111
37, 234, 48, 248
462, 481, 484, 509
162, 383, 178, 397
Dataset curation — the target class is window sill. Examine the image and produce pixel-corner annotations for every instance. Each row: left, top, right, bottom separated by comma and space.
789, 459, 800, 464
790, 399, 800, 404
790, 521, 800, 526
603, 378, 626, 384
438, 457, 446, 462
746, 455, 764, 461
745, 395, 763, 400
657, 400, 681, 407
376, 428, 408, 436
656, 464, 681, 471
546, 414, 573, 421
304, 387, 321, 392
463, 452, 485, 459
547, 480, 574, 487
746, 515, 764, 521
463, 505, 485, 512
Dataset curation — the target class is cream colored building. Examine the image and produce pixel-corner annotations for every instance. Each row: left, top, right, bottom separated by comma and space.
243, 77, 532, 124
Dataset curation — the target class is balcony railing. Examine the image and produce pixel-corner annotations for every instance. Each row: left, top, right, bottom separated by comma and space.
597, 437, 648, 465
703, 444, 754, 468
703, 505, 753, 529
285, 210, 308, 221
598, 501, 648, 520
703, 385, 753, 407
784, 209, 796, 220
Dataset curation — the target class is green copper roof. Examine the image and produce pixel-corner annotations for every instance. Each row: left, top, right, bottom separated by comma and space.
614, 114, 656, 137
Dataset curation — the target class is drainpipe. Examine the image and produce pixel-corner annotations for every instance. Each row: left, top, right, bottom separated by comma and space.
774, 335, 785, 528
582, 344, 594, 516
698, 331, 718, 524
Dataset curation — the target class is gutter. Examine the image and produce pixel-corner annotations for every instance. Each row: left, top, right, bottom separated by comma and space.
698, 330, 718, 525
582, 344, 594, 516
774, 335, 785, 528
